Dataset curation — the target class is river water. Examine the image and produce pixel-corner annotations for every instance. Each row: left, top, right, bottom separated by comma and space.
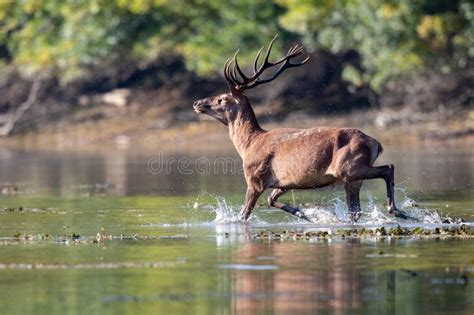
0, 142, 472, 314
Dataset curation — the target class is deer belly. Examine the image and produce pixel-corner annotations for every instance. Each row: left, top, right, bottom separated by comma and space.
271, 162, 336, 189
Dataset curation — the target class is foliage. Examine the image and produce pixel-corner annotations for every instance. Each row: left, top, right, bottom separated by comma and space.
278, 0, 474, 89
0, 0, 473, 89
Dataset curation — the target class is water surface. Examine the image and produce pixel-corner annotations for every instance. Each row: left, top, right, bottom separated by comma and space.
0, 142, 472, 314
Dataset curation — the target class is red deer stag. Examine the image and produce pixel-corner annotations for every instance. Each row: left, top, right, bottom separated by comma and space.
193, 36, 409, 222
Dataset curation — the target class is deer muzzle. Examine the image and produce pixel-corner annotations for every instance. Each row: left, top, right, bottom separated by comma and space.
193, 100, 210, 114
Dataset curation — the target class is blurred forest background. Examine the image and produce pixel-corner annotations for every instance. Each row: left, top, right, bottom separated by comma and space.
0, 0, 473, 145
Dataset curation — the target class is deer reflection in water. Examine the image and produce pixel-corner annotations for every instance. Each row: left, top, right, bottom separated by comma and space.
228, 239, 363, 314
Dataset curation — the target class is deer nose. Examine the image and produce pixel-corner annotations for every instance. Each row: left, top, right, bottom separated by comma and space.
193, 100, 206, 113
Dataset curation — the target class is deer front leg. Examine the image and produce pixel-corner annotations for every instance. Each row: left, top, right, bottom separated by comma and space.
267, 188, 312, 222
344, 181, 362, 222
239, 187, 263, 221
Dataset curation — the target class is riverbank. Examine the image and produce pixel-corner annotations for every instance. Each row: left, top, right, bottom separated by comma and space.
0, 104, 472, 153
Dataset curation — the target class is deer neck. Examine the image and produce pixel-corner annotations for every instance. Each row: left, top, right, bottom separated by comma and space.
228, 106, 263, 157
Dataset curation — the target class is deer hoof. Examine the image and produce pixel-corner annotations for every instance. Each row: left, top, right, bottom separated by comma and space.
238, 212, 250, 222
295, 210, 312, 222
349, 211, 361, 222
389, 208, 410, 220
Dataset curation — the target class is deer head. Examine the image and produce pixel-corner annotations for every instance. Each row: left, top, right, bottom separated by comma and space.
193, 35, 310, 126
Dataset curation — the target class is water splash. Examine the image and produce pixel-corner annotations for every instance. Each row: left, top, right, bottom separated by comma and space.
284, 188, 461, 226
209, 196, 241, 224
358, 195, 395, 225
192, 187, 465, 228
303, 198, 347, 224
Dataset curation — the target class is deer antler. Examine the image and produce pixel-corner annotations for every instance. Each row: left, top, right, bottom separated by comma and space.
224, 35, 310, 92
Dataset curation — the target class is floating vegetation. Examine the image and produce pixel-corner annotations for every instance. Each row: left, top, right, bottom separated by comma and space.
252, 225, 474, 241
0, 206, 46, 213
0, 261, 185, 270
1, 230, 189, 245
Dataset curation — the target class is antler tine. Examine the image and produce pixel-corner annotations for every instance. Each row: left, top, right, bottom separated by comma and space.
232, 60, 245, 86
223, 35, 310, 92
233, 50, 251, 85
236, 35, 295, 89
223, 58, 231, 82
224, 57, 241, 89
226, 59, 235, 83
251, 34, 278, 77
245, 48, 310, 90
234, 34, 281, 89
253, 46, 264, 75
287, 44, 297, 56
263, 34, 278, 64
255, 37, 301, 73
298, 54, 311, 65
286, 44, 309, 66
287, 44, 303, 58
231, 62, 242, 85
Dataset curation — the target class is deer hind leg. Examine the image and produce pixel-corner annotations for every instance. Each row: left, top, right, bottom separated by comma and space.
346, 164, 410, 219
344, 181, 362, 222
267, 188, 312, 222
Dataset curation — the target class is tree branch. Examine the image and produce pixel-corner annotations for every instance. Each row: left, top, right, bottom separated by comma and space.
0, 79, 42, 136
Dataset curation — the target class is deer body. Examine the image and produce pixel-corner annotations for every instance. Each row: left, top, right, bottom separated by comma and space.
193, 36, 409, 222
245, 127, 381, 189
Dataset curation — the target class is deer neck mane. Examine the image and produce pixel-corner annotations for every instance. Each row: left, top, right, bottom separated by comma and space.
228, 102, 263, 157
